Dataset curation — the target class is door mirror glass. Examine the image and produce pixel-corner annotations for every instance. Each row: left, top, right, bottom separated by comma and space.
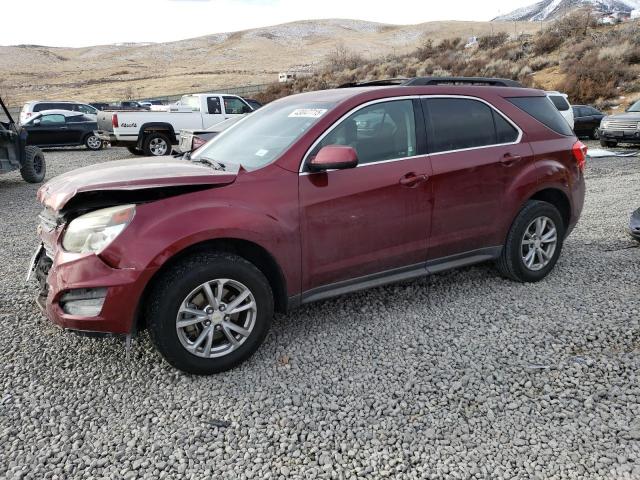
308, 145, 358, 171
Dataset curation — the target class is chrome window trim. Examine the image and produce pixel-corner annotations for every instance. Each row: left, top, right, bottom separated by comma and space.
298, 96, 420, 173
298, 94, 524, 174
420, 95, 523, 157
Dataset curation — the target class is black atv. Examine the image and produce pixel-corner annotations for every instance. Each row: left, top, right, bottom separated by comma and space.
0, 96, 46, 183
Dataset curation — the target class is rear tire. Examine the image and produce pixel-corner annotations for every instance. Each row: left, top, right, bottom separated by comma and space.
146, 252, 274, 374
142, 132, 171, 156
496, 200, 565, 283
84, 133, 103, 151
20, 146, 46, 183
591, 128, 600, 140
127, 146, 144, 156
600, 139, 617, 148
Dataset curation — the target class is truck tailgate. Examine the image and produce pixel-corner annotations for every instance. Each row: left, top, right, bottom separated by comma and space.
97, 111, 115, 132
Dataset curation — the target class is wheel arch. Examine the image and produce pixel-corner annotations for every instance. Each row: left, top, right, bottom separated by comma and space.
139, 122, 177, 145
528, 187, 571, 231
135, 237, 288, 332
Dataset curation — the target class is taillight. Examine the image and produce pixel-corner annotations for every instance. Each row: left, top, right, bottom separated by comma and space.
111, 113, 118, 128
572, 140, 587, 171
192, 136, 207, 151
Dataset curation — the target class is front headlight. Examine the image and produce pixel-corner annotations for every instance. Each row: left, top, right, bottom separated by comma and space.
62, 204, 135, 253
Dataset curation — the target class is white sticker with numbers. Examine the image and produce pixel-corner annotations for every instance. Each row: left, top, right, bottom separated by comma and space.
288, 108, 327, 118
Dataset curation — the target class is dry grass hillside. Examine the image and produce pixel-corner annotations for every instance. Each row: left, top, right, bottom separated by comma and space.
255, 12, 640, 112
0, 19, 541, 107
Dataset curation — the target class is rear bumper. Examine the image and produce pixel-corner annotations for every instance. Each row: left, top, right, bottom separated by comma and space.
37, 250, 152, 335
599, 129, 640, 143
96, 131, 135, 147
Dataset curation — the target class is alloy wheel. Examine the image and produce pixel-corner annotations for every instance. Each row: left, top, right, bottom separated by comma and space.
521, 216, 558, 271
175, 278, 257, 358
87, 135, 102, 150
150, 137, 168, 156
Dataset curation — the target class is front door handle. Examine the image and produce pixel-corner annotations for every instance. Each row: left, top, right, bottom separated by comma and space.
399, 172, 428, 187
500, 153, 521, 167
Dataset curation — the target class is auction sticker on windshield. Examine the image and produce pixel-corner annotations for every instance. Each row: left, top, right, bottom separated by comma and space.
288, 108, 327, 118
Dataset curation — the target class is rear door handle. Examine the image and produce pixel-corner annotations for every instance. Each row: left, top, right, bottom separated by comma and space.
399, 172, 428, 187
500, 153, 521, 167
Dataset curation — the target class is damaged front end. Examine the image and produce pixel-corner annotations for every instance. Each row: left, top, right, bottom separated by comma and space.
28, 157, 240, 335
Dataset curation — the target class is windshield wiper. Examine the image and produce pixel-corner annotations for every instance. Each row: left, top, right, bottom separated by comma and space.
190, 157, 226, 171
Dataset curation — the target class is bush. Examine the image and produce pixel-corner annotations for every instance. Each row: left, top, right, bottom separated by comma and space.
533, 32, 563, 55
559, 52, 633, 104
478, 32, 509, 50
325, 43, 365, 72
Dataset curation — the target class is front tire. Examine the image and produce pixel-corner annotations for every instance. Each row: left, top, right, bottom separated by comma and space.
142, 133, 171, 156
84, 133, 103, 151
496, 200, 565, 282
20, 146, 46, 183
591, 128, 600, 140
146, 253, 274, 374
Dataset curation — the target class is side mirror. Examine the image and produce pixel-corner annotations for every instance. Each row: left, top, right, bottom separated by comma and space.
33, 119, 41, 126
242, 105, 252, 114
308, 145, 358, 172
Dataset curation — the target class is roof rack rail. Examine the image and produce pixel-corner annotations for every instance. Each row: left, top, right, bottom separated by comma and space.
404, 76, 523, 87
338, 78, 409, 88
338, 76, 524, 89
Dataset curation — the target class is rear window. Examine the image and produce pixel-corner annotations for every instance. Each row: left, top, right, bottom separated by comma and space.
548, 95, 570, 111
423, 98, 518, 153
508, 97, 574, 136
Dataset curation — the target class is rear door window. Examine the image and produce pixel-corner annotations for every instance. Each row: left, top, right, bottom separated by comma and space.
423, 98, 516, 153
507, 96, 574, 136
66, 114, 90, 123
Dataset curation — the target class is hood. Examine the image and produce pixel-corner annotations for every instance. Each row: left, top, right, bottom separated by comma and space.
605, 112, 640, 121
38, 157, 239, 211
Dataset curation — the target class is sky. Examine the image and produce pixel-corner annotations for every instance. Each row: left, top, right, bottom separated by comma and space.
1, 0, 538, 47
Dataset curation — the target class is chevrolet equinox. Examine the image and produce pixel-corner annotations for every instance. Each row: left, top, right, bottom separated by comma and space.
29, 79, 586, 374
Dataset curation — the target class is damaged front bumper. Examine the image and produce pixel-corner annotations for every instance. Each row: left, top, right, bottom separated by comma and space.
29, 247, 151, 335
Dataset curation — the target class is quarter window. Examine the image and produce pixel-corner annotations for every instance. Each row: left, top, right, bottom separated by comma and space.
311, 100, 416, 165
423, 98, 516, 153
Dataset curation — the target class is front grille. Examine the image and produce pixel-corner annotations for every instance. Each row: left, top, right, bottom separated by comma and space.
602, 120, 639, 131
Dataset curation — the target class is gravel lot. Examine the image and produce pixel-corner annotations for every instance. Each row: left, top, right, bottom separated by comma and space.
1, 143, 639, 479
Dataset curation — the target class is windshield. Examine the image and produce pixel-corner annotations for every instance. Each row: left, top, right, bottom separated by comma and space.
628, 100, 640, 112
191, 100, 335, 170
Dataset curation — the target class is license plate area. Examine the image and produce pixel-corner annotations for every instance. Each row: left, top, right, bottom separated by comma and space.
611, 131, 624, 138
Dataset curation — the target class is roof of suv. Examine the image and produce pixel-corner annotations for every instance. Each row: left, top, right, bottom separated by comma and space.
276, 84, 546, 106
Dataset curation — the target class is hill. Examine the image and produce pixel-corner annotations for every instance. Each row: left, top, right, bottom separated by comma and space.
254, 12, 640, 112
494, 0, 640, 22
0, 19, 541, 107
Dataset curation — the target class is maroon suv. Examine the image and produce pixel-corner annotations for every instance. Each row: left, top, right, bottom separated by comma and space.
29, 79, 586, 374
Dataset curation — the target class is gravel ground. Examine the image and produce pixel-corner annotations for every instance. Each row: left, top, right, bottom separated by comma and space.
1, 143, 639, 479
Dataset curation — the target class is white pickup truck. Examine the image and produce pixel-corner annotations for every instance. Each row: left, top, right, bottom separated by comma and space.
96, 93, 254, 156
